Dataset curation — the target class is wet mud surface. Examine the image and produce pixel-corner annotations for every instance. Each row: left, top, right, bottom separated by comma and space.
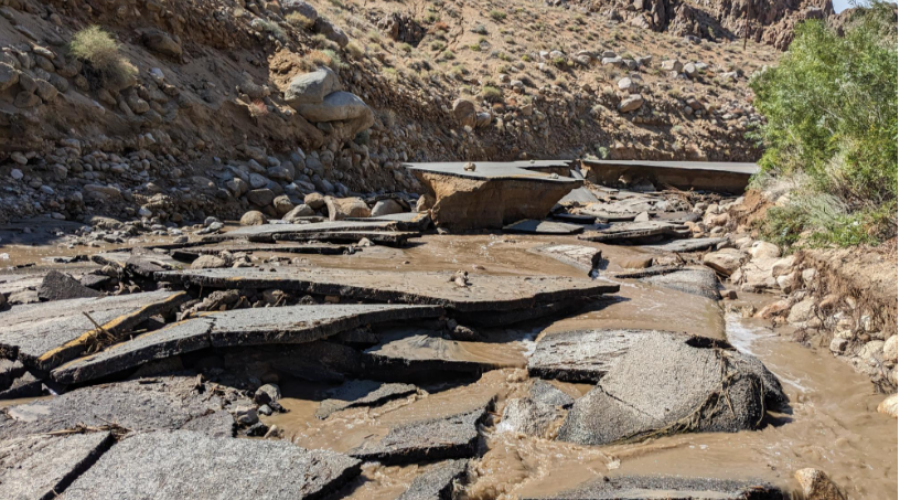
0, 226, 896, 499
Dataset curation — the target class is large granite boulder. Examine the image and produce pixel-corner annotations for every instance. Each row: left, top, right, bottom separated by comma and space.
284, 67, 341, 106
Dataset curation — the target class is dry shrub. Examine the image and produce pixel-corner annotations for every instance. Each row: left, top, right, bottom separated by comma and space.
286, 12, 316, 30
346, 40, 365, 58
70, 26, 137, 90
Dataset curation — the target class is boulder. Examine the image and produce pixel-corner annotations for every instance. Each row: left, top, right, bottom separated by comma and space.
371, 199, 405, 217
314, 17, 349, 47
240, 210, 267, 226
272, 195, 295, 216
749, 241, 781, 260
37, 271, 100, 301
296, 91, 374, 124
141, 29, 183, 58
283, 0, 318, 22
702, 249, 744, 276
282, 204, 315, 221
247, 188, 276, 207
452, 98, 477, 127
661, 59, 683, 72
326, 196, 371, 220
557, 336, 776, 445
618, 94, 644, 113
284, 67, 341, 106
305, 192, 326, 209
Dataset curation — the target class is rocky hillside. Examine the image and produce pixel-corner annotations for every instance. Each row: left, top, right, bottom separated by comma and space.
0, 0, 836, 223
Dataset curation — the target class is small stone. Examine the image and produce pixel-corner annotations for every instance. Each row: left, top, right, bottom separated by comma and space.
233, 405, 259, 426
794, 468, 847, 500
10, 169, 23, 180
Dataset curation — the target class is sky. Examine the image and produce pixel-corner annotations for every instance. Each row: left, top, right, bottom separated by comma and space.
833, 0, 854, 11
833, 0, 898, 12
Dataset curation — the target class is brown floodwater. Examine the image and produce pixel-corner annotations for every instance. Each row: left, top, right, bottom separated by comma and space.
4, 229, 895, 499
263, 235, 897, 499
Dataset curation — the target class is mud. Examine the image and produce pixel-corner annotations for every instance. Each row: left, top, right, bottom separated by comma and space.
0, 207, 895, 499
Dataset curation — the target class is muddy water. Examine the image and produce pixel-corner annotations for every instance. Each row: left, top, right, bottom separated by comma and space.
5, 229, 894, 498
262, 235, 896, 499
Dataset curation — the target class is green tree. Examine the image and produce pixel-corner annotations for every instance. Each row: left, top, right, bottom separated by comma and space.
750, 2, 898, 244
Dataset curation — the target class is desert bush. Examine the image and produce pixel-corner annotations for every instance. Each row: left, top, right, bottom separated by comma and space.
489, 10, 507, 21
69, 26, 137, 90
751, 2, 898, 245
346, 40, 365, 58
286, 12, 316, 30
482, 85, 502, 102
251, 18, 287, 42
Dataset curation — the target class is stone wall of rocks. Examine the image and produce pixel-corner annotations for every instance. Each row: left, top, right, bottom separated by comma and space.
696, 199, 898, 393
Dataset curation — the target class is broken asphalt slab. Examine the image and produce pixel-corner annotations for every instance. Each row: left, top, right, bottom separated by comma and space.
171, 242, 354, 261
638, 266, 721, 300
531, 244, 603, 274
37, 271, 100, 301
503, 220, 585, 235
497, 397, 566, 438
60, 431, 361, 500
398, 459, 468, 500
52, 304, 443, 384
208, 220, 401, 242
363, 328, 526, 380
529, 329, 686, 383
0, 290, 189, 372
405, 162, 580, 230
315, 380, 419, 419
522, 475, 786, 500
160, 268, 618, 314
0, 376, 232, 439
0, 431, 114, 500
350, 406, 489, 465
578, 221, 689, 244
273, 230, 417, 246
643, 237, 727, 253
556, 335, 784, 446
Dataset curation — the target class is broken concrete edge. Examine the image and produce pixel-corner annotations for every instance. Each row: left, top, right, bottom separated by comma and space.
51, 305, 445, 385
349, 403, 492, 465
527, 329, 734, 383
520, 474, 786, 500
461, 300, 600, 328
159, 272, 620, 313
57, 431, 363, 500
31, 291, 190, 373
404, 162, 580, 184
0, 431, 116, 500
273, 231, 417, 246
397, 459, 469, 500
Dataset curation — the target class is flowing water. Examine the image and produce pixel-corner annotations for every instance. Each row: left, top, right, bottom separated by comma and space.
256, 235, 898, 499
2, 230, 895, 498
